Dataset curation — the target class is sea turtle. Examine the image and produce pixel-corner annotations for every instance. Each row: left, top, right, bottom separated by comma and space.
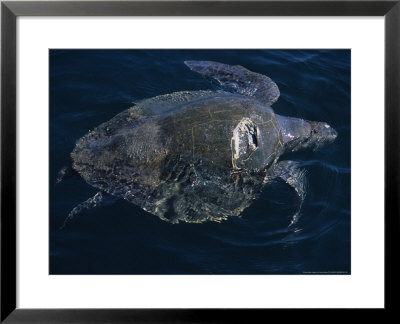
62, 60, 337, 225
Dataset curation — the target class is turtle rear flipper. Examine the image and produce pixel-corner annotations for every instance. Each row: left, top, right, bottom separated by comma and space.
60, 191, 118, 229
265, 160, 307, 225
184, 60, 280, 106
55, 165, 80, 185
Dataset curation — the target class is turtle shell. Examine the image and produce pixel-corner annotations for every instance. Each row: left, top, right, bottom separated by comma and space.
71, 90, 284, 223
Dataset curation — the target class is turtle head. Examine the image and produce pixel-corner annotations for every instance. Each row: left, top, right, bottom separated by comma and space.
307, 121, 338, 149
276, 115, 337, 152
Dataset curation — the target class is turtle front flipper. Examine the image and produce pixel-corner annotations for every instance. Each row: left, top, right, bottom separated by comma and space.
61, 191, 117, 229
265, 160, 307, 225
184, 60, 280, 106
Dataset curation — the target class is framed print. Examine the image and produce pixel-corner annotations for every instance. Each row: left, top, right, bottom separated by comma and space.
1, 0, 399, 322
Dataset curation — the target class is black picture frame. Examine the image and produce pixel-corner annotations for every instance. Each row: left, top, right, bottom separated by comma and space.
1, 0, 399, 322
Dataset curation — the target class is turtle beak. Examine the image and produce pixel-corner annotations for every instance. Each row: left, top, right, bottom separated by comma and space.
308, 121, 338, 150
324, 123, 338, 142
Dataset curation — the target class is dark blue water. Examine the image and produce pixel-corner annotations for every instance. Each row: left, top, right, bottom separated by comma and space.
50, 49, 350, 274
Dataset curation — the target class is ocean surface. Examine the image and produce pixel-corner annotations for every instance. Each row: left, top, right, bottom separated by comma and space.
49, 49, 350, 274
